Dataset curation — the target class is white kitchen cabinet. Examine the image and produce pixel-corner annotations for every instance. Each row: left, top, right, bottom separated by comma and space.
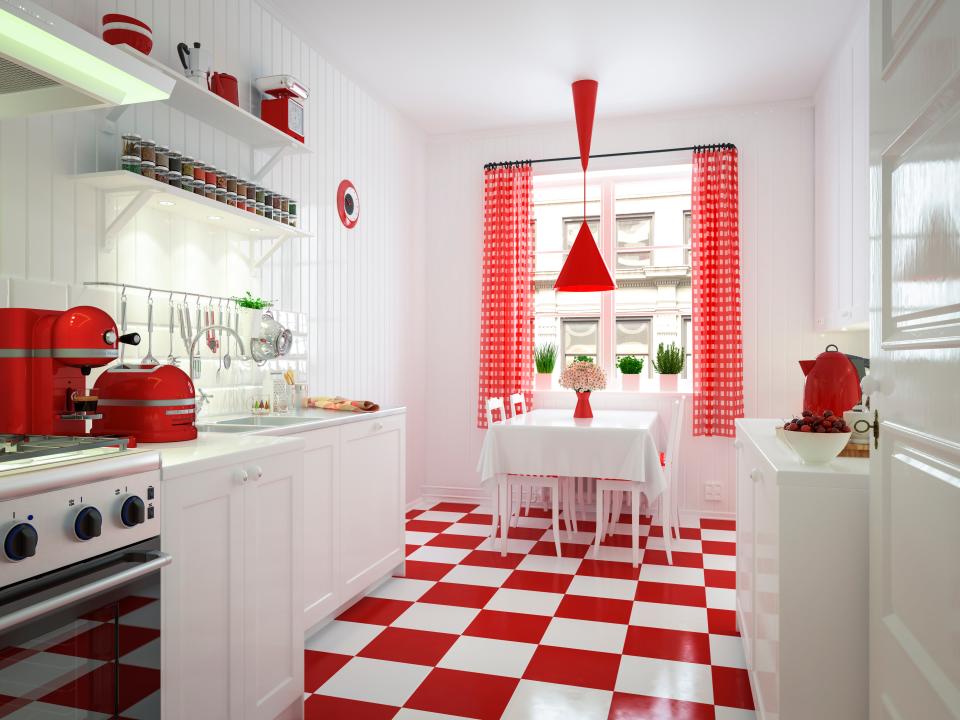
301, 427, 340, 629
735, 419, 868, 720
161, 444, 304, 720
814, 3, 869, 331
339, 415, 406, 599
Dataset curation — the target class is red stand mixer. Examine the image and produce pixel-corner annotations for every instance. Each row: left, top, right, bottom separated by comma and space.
0, 306, 139, 435
799, 344, 870, 416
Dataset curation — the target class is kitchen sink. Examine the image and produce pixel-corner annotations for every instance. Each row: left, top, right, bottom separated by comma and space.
194, 423, 260, 434
215, 415, 312, 427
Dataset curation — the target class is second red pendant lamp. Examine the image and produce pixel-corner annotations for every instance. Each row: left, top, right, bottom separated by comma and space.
554, 79, 615, 293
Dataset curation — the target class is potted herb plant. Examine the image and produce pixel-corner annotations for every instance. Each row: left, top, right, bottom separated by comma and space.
617, 355, 644, 391
232, 291, 272, 338
653, 342, 684, 391
534, 343, 557, 390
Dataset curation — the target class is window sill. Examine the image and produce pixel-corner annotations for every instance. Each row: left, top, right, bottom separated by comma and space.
534, 383, 692, 398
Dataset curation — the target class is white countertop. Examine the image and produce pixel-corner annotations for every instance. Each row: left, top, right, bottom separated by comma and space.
736, 418, 869, 487
140, 406, 404, 479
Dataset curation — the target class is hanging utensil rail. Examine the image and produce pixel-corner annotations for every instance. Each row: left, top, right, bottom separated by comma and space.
83, 281, 242, 306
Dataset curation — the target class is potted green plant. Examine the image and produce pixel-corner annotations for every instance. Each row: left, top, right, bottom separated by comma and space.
232, 291, 273, 338
534, 343, 557, 390
653, 342, 684, 391
617, 355, 644, 391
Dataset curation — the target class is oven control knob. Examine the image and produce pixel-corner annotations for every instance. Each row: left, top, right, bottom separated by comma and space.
120, 496, 146, 527
74, 507, 103, 541
4, 523, 38, 562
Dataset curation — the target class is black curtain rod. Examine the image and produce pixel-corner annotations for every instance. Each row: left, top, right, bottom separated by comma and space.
483, 143, 737, 170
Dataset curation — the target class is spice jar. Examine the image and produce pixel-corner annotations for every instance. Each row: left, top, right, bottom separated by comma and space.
205, 183, 217, 200
204, 166, 217, 187
226, 192, 238, 208
215, 188, 227, 203
193, 179, 205, 195
121, 155, 141, 174
235, 179, 247, 201
280, 210, 289, 225
167, 152, 182, 176
155, 145, 169, 170
271, 193, 281, 211
288, 199, 297, 227
154, 166, 169, 185
139, 140, 156, 164
255, 202, 265, 217
121, 134, 141, 157
193, 163, 206, 183
216, 170, 227, 191
280, 196, 289, 214
226, 175, 237, 195
140, 161, 156, 180
255, 186, 265, 206
180, 157, 195, 190
245, 198, 256, 213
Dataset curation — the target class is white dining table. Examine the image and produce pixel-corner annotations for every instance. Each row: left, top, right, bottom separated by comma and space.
476, 409, 669, 557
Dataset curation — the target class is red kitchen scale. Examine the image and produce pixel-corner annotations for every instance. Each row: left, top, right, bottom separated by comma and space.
256, 74, 308, 143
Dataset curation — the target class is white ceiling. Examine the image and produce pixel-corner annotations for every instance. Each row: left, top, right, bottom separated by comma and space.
273, 0, 861, 135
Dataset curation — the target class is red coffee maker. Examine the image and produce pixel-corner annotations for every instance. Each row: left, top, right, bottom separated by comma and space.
799, 344, 870, 416
0, 306, 140, 436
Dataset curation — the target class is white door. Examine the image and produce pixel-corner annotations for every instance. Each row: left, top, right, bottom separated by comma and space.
868, 1, 960, 717
243, 451, 304, 720
303, 426, 341, 629
161, 465, 245, 720
339, 416, 406, 598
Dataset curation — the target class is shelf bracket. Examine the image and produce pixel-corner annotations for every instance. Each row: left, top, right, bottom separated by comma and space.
251, 146, 288, 182
251, 236, 288, 269
102, 189, 157, 252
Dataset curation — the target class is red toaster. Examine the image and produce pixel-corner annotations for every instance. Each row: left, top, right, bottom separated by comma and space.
92, 363, 197, 443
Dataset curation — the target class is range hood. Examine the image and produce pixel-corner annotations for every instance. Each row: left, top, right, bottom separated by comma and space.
0, 0, 173, 118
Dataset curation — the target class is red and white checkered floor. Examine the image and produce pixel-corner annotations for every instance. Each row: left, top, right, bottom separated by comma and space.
304, 500, 754, 719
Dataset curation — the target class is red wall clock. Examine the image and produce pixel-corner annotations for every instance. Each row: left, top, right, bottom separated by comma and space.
337, 180, 359, 229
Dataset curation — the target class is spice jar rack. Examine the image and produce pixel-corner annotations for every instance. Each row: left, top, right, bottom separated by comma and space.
73, 171, 310, 269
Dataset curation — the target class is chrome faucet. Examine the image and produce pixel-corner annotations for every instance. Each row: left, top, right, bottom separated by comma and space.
196, 387, 214, 414
188, 325, 247, 380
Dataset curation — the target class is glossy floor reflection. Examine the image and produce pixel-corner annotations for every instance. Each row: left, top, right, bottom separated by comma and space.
304, 500, 754, 719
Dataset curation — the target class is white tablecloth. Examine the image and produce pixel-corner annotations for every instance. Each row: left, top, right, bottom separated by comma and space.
477, 409, 666, 499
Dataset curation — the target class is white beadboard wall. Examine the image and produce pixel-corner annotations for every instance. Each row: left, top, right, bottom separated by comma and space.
424, 101, 858, 514
0, 0, 427, 497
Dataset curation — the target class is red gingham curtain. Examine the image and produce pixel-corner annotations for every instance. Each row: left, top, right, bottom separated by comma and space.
476, 163, 535, 429
691, 147, 744, 437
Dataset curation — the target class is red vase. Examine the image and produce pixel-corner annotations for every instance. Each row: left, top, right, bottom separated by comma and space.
574, 391, 593, 418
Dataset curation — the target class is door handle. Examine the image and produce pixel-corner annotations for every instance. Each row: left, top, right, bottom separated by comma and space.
0, 551, 172, 634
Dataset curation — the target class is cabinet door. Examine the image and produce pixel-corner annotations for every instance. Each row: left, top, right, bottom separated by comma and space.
752, 453, 780, 720
302, 427, 340, 629
162, 466, 245, 720
339, 415, 406, 598
242, 451, 304, 720
734, 435, 755, 670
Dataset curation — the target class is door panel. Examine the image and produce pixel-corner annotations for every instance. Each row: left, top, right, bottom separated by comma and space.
870, 0, 960, 716
340, 417, 405, 598
243, 452, 303, 720
303, 428, 340, 629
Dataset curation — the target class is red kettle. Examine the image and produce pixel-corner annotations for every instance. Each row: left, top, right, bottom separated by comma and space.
799, 344, 869, 416
208, 72, 239, 106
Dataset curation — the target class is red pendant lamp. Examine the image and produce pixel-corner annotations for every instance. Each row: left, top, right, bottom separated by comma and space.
554, 79, 615, 292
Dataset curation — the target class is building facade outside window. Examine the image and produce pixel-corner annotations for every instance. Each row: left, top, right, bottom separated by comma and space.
533, 165, 693, 389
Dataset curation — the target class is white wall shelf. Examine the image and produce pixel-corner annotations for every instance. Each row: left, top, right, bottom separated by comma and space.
74, 171, 310, 270
108, 47, 312, 181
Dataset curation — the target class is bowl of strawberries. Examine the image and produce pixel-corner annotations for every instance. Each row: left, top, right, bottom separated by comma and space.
780, 410, 852, 464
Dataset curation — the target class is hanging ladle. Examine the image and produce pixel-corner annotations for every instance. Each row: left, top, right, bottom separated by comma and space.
142, 291, 159, 365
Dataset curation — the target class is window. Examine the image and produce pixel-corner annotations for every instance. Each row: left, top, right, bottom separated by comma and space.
533, 166, 694, 386
616, 214, 653, 271
683, 211, 692, 266
616, 318, 652, 376
682, 316, 693, 379
562, 319, 599, 364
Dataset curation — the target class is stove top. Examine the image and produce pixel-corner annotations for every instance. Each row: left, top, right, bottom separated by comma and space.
0, 435, 130, 475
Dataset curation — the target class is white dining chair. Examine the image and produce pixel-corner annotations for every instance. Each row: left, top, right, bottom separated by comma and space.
485, 395, 565, 557
508, 393, 578, 534
594, 397, 684, 567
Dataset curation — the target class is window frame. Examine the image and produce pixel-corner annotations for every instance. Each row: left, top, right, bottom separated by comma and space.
681, 315, 692, 379
560, 317, 600, 366
614, 212, 654, 273
615, 316, 654, 377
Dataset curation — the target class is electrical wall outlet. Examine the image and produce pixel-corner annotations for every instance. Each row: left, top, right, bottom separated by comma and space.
703, 482, 723, 502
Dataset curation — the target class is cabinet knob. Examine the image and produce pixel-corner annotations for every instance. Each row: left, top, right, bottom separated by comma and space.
237, 469, 249, 484
373, 422, 384, 432
250, 465, 263, 481
749, 468, 762, 483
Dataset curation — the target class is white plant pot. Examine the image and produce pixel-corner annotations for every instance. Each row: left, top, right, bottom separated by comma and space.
659, 373, 679, 392
621, 374, 641, 391
535, 373, 553, 390
239, 307, 263, 339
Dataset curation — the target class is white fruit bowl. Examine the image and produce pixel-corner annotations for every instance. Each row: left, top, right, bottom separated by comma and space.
781, 430, 851, 465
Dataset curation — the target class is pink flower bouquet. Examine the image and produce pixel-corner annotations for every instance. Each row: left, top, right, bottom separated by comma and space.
559, 361, 607, 392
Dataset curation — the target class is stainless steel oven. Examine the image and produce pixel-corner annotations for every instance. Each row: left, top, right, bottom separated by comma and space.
0, 538, 169, 718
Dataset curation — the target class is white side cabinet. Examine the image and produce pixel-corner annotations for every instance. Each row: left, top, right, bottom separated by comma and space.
814, 4, 869, 331
302, 427, 340, 628
162, 444, 304, 720
735, 420, 868, 720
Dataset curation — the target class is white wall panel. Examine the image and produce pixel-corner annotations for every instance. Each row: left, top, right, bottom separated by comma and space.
0, 0, 427, 500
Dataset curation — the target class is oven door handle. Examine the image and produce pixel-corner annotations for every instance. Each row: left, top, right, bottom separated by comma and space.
0, 551, 172, 634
